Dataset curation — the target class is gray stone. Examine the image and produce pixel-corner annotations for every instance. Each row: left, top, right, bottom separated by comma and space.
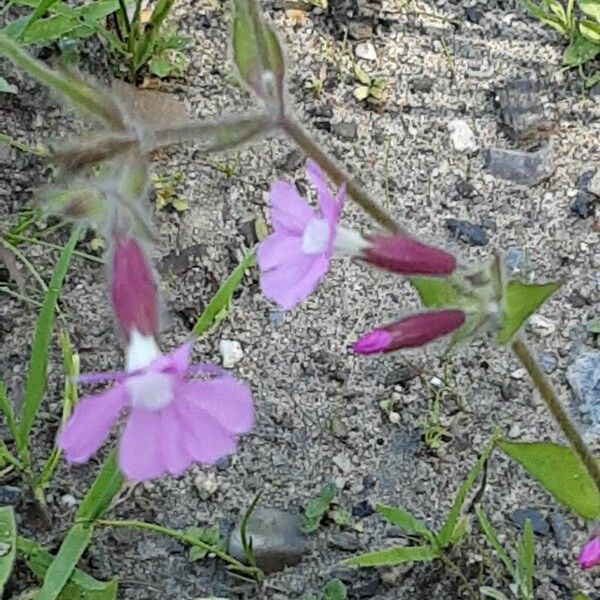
355, 42, 377, 61
445, 218, 488, 246
588, 169, 600, 198
496, 79, 543, 140
409, 76, 434, 94
228, 507, 309, 573
332, 121, 358, 141
549, 513, 571, 548
567, 352, 600, 430
483, 143, 555, 186
269, 310, 285, 327
448, 119, 478, 153
570, 192, 594, 218
328, 532, 360, 552
510, 508, 550, 535
219, 339, 243, 368
540, 352, 558, 375
504, 247, 531, 279
0, 485, 22, 506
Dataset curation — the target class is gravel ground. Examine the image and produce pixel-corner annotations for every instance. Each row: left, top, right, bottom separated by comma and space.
1, 0, 600, 598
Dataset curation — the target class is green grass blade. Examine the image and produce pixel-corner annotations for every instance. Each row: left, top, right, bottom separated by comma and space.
192, 247, 255, 337
0, 382, 20, 446
516, 520, 535, 600
18, 227, 80, 452
343, 545, 439, 567
21, 0, 61, 36
475, 506, 516, 578
0, 507, 17, 592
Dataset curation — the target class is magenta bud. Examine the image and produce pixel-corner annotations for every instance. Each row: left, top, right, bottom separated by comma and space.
579, 537, 600, 570
363, 235, 457, 276
110, 234, 159, 341
353, 310, 465, 354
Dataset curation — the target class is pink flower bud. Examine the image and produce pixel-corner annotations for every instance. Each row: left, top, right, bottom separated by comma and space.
363, 235, 457, 276
579, 537, 600, 570
110, 234, 159, 342
353, 310, 465, 354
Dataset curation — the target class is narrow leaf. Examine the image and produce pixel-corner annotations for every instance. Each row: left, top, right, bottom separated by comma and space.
0, 507, 16, 592
497, 280, 561, 345
192, 248, 255, 337
436, 438, 494, 548
376, 504, 434, 542
497, 440, 600, 520
301, 483, 338, 533
579, 0, 600, 20
0, 76, 17, 93
563, 33, 600, 66
475, 506, 516, 577
18, 227, 80, 450
516, 520, 534, 600
76, 452, 123, 522
21, 0, 61, 37
343, 545, 439, 567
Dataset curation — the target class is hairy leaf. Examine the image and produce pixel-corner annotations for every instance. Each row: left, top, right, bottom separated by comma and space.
343, 545, 439, 567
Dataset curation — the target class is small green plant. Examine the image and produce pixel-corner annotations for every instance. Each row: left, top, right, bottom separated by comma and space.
477, 508, 536, 600
523, 0, 600, 86
352, 64, 388, 106
303, 578, 347, 600
301, 482, 338, 533
152, 171, 189, 212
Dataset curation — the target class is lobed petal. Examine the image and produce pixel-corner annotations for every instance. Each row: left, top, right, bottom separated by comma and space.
158, 404, 193, 476
257, 234, 303, 272
119, 409, 165, 481
270, 181, 314, 234
58, 386, 127, 463
306, 160, 345, 228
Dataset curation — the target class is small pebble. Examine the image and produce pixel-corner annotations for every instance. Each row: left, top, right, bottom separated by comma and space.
510, 508, 550, 535
219, 339, 243, 368
355, 42, 377, 61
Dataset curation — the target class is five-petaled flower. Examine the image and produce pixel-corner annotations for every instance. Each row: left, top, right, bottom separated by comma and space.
58, 335, 254, 482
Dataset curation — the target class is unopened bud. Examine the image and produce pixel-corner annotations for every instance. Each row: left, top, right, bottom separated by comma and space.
579, 530, 600, 570
353, 310, 466, 354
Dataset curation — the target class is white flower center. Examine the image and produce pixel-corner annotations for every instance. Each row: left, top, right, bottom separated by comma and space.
126, 371, 173, 411
125, 330, 161, 372
302, 218, 330, 255
332, 226, 369, 256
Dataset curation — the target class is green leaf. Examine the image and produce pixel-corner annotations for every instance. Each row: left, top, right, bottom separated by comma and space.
353, 64, 371, 85
300, 483, 338, 533
522, 0, 568, 35
411, 276, 464, 308
0, 76, 17, 93
586, 319, 600, 333
0, 382, 20, 448
515, 520, 534, 600
18, 536, 117, 599
343, 545, 439, 567
0, 507, 16, 592
497, 441, 600, 520
353, 85, 370, 101
324, 578, 347, 600
475, 507, 515, 577
579, 0, 600, 21
574, 592, 590, 600
18, 227, 80, 451
580, 20, 600, 41
496, 280, 561, 345
563, 33, 600, 66
232, 0, 285, 104
21, 0, 61, 37
149, 55, 175, 78
480, 587, 511, 600
184, 527, 223, 562
330, 509, 353, 527
191, 248, 255, 337
436, 438, 495, 548
585, 70, 600, 87
376, 504, 434, 542
36, 454, 123, 600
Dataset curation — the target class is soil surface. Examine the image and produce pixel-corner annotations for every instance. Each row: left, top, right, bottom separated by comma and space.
1, 0, 599, 598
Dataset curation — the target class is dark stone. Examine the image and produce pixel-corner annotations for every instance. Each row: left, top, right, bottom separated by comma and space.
159, 244, 205, 275
456, 179, 476, 197
570, 192, 593, 218
549, 513, 571, 548
504, 247, 531, 279
567, 352, 600, 430
328, 532, 360, 552
568, 290, 590, 308
228, 507, 309, 573
409, 75, 434, 94
483, 144, 555, 186
350, 572, 382, 598
465, 7, 483, 23
0, 485, 22, 506
332, 121, 358, 141
215, 456, 232, 472
238, 219, 259, 247
540, 352, 558, 375
445, 218, 488, 246
269, 310, 285, 327
384, 365, 418, 387
496, 79, 543, 140
276, 149, 304, 172
352, 500, 375, 518
362, 474, 377, 491
348, 21, 373, 40
510, 508, 550, 535
500, 381, 517, 401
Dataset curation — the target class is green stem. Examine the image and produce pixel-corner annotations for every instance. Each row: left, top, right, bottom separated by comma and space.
512, 334, 600, 494
280, 118, 406, 235
94, 518, 262, 580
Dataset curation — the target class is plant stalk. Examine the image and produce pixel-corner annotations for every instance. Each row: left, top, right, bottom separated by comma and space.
512, 334, 600, 493
280, 118, 406, 235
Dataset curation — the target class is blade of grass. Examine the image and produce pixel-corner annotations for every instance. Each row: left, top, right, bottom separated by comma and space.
18, 227, 80, 459
21, 0, 61, 37
475, 506, 516, 578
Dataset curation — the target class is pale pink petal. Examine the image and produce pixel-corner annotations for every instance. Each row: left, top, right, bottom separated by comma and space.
152, 340, 193, 375
270, 181, 314, 234
306, 160, 345, 226
58, 386, 127, 463
78, 371, 129, 384
257, 234, 303, 271
185, 363, 228, 378
119, 409, 164, 481
158, 404, 192, 476
175, 397, 237, 464
260, 254, 328, 309
182, 378, 253, 434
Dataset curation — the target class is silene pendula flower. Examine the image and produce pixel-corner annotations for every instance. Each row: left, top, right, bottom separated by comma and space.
58, 233, 253, 481
258, 161, 456, 310
353, 309, 466, 354
579, 528, 600, 570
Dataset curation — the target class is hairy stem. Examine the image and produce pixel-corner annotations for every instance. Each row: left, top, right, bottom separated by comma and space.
95, 518, 262, 580
280, 118, 406, 235
512, 334, 600, 493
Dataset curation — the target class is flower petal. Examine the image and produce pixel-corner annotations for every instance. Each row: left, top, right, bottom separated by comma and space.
152, 340, 193, 376
257, 233, 303, 272
306, 160, 344, 226
159, 404, 192, 476
58, 386, 127, 464
175, 397, 237, 464
119, 409, 164, 482
270, 181, 314, 234
260, 254, 328, 309
182, 378, 253, 435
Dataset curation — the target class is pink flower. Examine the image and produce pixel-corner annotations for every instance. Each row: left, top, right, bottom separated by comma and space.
258, 160, 345, 309
579, 535, 600, 570
353, 310, 466, 354
110, 233, 159, 342
362, 235, 456, 275
58, 336, 254, 482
